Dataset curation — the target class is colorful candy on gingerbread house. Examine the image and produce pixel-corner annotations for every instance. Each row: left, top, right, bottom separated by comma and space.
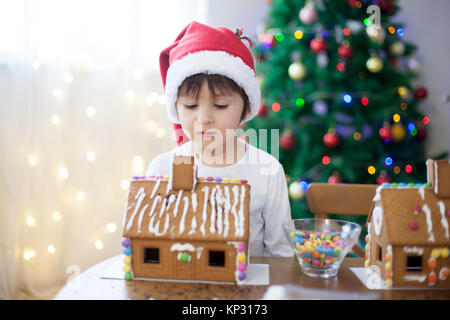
365, 159, 450, 288
121, 154, 250, 284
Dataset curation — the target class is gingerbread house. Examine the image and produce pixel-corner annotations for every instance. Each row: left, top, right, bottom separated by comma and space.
121, 154, 250, 284
365, 159, 450, 288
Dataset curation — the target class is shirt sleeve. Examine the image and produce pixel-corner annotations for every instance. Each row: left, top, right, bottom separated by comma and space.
262, 162, 295, 257
145, 154, 170, 176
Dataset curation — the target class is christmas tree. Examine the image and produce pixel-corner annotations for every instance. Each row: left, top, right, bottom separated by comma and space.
247, 0, 447, 225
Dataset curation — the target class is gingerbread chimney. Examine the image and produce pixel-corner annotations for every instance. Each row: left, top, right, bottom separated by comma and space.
170, 155, 198, 191
426, 159, 450, 198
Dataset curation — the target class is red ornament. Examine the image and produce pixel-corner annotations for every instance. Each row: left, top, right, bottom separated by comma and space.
258, 104, 268, 117
389, 57, 398, 68
328, 174, 344, 184
323, 131, 340, 148
374, 0, 395, 15
379, 125, 392, 141
338, 44, 354, 59
310, 38, 327, 53
413, 204, 421, 212
414, 86, 428, 100
376, 171, 392, 185
280, 132, 296, 151
416, 128, 427, 140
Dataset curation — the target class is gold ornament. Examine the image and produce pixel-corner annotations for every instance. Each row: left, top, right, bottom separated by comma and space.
366, 55, 383, 73
397, 86, 410, 99
390, 41, 405, 56
288, 61, 307, 80
366, 25, 385, 44
391, 123, 406, 142
288, 181, 305, 200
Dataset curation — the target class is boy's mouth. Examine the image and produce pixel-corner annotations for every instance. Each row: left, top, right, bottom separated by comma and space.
198, 130, 215, 138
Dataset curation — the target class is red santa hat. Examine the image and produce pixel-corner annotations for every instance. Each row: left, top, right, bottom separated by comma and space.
159, 21, 260, 145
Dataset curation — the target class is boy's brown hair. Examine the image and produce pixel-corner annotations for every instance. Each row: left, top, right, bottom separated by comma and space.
177, 73, 250, 122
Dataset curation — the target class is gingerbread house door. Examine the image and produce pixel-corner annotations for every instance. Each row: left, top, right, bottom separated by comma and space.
173, 250, 196, 280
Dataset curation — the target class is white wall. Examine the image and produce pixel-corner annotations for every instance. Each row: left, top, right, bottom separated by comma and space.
396, 0, 450, 157
204, 0, 450, 157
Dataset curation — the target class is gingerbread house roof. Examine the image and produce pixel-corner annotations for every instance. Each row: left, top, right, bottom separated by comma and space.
368, 187, 450, 246
122, 155, 250, 242
367, 160, 450, 246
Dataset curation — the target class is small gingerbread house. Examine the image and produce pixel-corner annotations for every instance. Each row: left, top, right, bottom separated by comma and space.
366, 159, 450, 288
121, 154, 250, 284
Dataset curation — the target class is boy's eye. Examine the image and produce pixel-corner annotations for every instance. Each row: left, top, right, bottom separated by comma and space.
184, 105, 197, 109
214, 104, 228, 109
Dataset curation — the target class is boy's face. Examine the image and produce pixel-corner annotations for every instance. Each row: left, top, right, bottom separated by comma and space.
176, 80, 248, 154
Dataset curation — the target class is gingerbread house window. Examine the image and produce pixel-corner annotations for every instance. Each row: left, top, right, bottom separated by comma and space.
144, 248, 160, 264
406, 256, 422, 272
376, 244, 382, 262
208, 250, 225, 267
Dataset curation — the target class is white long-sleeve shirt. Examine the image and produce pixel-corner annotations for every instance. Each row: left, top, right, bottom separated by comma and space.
145, 139, 294, 257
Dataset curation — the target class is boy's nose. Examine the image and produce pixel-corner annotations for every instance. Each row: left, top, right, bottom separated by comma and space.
196, 106, 214, 124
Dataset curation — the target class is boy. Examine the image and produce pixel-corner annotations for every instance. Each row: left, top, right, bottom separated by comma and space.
147, 21, 293, 257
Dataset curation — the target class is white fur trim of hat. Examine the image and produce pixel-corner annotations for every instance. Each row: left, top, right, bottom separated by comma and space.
165, 50, 261, 125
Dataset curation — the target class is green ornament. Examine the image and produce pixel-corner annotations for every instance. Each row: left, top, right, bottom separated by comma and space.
124, 272, 132, 281
179, 252, 190, 262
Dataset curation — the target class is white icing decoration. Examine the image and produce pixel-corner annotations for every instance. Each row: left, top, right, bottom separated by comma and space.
209, 186, 218, 234
237, 185, 246, 237
170, 243, 195, 252
421, 204, 435, 243
188, 217, 197, 235
165, 194, 177, 213
200, 186, 209, 236
126, 187, 146, 231
434, 161, 438, 194
179, 196, 189, 234
231, 186, 240, 237
188, 193, 198, 235
196, 247, 203, 259
372, 206, 383, 236
403, 275, 426, 282
223, 187, 232, 237
137, 204, 149, 233
122, 201, 131, 228
373, 185, 383, 202
191, 155, 198, 192
168, 154, 174, 193
191, 193, 198, 212
150, 178, 161, 198
437, 201, 449, 239
418, 187, 425, 201
217, 205, 223, 235
148, 195, 161, 234
215, 187, 228, 236
159, 196, 174, 236
158, 197, 168, 218
172, 190, 183, 218
403, 246, 424, 255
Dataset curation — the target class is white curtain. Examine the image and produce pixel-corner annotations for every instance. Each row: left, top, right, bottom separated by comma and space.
0, 0, 207, 299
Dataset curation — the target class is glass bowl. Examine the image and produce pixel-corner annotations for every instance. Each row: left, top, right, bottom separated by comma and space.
282, 218, 362, 278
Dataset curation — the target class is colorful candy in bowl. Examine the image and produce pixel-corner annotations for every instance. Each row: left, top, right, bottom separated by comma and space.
282, 218, 362, 278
